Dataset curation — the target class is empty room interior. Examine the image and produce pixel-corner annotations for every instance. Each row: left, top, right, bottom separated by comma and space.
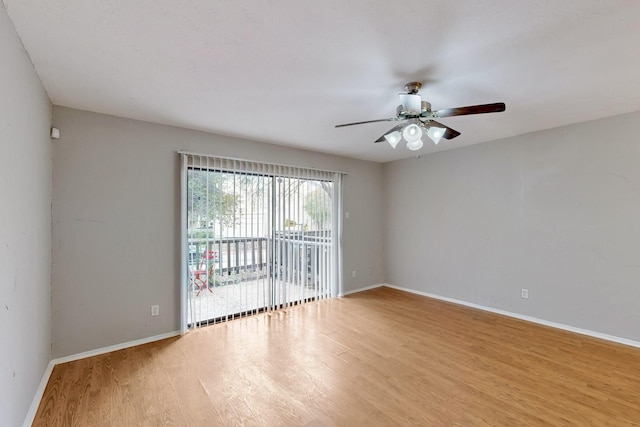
3, 1, 640, 425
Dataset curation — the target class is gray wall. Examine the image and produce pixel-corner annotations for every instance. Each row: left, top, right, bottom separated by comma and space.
51, 106, 384, 358
384, 111, 640, 342
0, 3, 52, 426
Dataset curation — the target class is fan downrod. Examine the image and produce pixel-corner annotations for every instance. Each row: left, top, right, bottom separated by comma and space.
404, 82, 422, 94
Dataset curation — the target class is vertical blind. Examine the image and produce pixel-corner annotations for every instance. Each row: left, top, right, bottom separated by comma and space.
180, 154, 344, 332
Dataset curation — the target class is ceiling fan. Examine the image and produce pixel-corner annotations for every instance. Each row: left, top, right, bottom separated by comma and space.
335, 82, 506, 150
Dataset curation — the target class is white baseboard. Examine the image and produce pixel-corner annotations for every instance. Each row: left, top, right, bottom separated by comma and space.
383, 284, 640, 350
23, 330, 180, 427
22, 360, 55, 427
52, 330, 181, 365
341, 283, 384, 296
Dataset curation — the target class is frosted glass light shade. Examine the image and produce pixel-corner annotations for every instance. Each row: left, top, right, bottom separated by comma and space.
402, 124, 423, 143
384, 131, 402, 149
399, 94, 422, 114
426, 126, 445, 145
406, 139, 424, 151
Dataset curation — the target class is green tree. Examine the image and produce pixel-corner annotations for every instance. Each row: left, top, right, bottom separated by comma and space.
304, 188, 332, 228
188, 170, 240, 229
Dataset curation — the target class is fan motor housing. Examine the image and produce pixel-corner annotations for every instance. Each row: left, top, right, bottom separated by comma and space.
404, 82, 422, 94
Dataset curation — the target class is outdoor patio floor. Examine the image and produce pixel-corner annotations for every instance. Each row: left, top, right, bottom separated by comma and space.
187, 277, 321, 324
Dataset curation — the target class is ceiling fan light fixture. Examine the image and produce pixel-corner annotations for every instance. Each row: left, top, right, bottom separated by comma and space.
427, 126, 446, 145
406, 139, 424, 151
384, 131, 402, 149
333, 82, 506, 152
402, 123, 423, 143
399, 94, 422, 114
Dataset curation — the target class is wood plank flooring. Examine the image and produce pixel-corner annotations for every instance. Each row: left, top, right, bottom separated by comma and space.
33, 287, 640, 426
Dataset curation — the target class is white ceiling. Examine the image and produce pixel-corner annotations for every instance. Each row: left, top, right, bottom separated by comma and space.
5, 0, 640, 162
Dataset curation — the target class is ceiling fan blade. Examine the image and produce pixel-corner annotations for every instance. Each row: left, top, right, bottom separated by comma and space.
374, 123, 406, 143
424, 120, 461, 140
335, 118, 398, 128
432, 102, 506, 118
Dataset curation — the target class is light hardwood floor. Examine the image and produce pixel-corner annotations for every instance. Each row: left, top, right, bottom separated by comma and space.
34, 287, 640, 426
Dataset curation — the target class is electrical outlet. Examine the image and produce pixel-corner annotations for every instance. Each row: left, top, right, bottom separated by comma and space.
352, 270, 357, 278
151, 305, 159, 316
521, 289, 529, 299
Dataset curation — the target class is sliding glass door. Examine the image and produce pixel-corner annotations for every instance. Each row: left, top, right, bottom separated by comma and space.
181, 155, 342, 330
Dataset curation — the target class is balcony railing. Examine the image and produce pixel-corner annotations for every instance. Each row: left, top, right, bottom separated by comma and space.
188, 231, 332, 285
